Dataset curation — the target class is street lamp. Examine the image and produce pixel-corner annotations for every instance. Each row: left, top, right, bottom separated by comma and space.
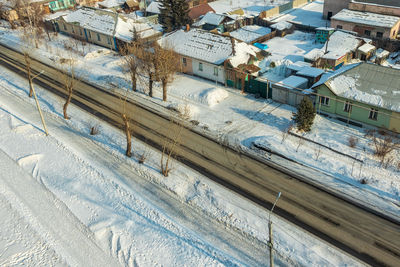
269, 191, 281, 267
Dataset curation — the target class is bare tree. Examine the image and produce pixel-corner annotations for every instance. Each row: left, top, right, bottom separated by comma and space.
16, 0, 45, 48
140, 44, 157, 97
155, 45, 179, 102
23, 52, 34, 98
60, 59, 77, 120
281, 124, 293, 144
296, 137, 304, 152
119, 92, 133, 157
121, 29, 143, 92
372, 133, 400, 166
160, 106, 189, 176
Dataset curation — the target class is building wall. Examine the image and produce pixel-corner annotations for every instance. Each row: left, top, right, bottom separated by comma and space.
58, 20, 117, 50
316, 84, 392, 130
180, 55, 193, 74
330, 19, 397, 39
389, 112, 400, 133
192, 59, 225, 84
323, 0, 350, 19
349, 2, 400, 17
293, 0, 308, 9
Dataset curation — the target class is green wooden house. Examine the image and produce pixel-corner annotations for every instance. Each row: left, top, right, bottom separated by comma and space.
312, 63, 400, 133
46, 0, 76, 12
315, 27, 335, 44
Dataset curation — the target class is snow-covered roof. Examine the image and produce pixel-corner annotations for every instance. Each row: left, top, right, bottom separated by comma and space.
376, 48, 390, 59
277, 75, 308, 89
357, 43, 376, 54
270, 21, 292, 31
322, 31, 362, 59
228, 41, 260, 68
314, 62, 400, 112
60, 7, 160, 42
98, 0, 125, 8
208, 0, 288, 17
229, 25, 271, 43
316, 27, 335, 31
63, 7, 117, 36
195, 12, 226, 26
160, 28, 259, 66
304, 48, 324, 61
287, 61, 311, 72
296, 66, 325, 78
331, 9, 400, 28
146, 1, 161, 14
352, 0, 400, 8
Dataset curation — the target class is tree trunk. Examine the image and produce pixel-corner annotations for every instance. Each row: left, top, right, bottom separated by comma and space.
241, 74, 245, 94
28, 77, 34, 98
132, 72, 137, 92
162, 78, 167, 102
122, 114, 132, 157
149, 72, 153, 97
63, 88, 72, 119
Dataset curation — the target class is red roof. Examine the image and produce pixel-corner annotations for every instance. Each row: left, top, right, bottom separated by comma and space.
188, 3, 215, 20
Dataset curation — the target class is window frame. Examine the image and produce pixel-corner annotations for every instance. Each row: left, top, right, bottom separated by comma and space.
97, 33, 101, 41
320, 96, 330, 106
198, 62, 203, 71
364, 30, 371, 36
336, 25, 342, 29
213, 67, 218, 76
182, 57, 187, 66
376, 32, 383, 38
369, 108, 378, 120
344, 101, 352, 113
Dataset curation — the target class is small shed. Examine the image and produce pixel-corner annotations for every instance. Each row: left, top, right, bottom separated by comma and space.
229, 25, 273, 44
316, 27, 335, 44
271, 75, 309, 106
296, 66, 325, 87
356, 43, 376, 61
287, 61, 311, 76
304, 48, 324, 64
375, 48, 390, 65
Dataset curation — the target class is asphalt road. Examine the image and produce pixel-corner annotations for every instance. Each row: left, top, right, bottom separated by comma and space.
1, 44, 399, 266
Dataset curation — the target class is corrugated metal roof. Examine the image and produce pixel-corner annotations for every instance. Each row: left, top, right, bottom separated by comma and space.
352, 0, 400, 8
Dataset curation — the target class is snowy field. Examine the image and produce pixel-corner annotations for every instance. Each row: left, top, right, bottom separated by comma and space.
0, 64, 363, 266
271, 0, 328, 28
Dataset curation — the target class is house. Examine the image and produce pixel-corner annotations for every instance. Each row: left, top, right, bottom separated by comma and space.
188, 3, 215, 21
315, 30, 363, 70
348, 0, 400, 17
315, 27, 335, 43
312, 62, 400, 132
229, 25, 273, 44
269, 21, 293, 37
374, 48, 390, 64
55, 7, 161, 51
304, 48, 324, 64
159, 28, 262, 85
271, 75, 309, 106
356, 43, 376, 61
331, 9, 400, 40
323, 0, 350, 20
295, 66, 325, 87
43, 0, 76, 13
193, 12, 232, 32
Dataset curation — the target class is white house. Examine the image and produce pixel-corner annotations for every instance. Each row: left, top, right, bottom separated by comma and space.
159, 28, 261, 84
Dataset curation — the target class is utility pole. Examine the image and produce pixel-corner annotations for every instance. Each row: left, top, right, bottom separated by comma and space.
30, 71, 49, 136
269, 191, 281, 267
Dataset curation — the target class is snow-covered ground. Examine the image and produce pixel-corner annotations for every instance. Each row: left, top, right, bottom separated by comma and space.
0, 19, 398, 217
0, 63, 363, 266
0, 17, 398, 265
271, 0, 328, 28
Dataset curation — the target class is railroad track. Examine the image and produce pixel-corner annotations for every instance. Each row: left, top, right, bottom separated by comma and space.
1, 43, 399, 266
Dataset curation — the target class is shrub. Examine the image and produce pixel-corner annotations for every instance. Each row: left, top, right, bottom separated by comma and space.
90, 125, 99, 135
348, 136, 358, 148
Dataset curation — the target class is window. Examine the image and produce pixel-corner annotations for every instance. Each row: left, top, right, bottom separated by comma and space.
79, 28, 82, 36
97, 33, 101, 41
63, 23, 67, 30
369, 108, 378, 120
320, 96, 330, 106
364, 30, 371, 36
182, 57, 187, 66
107, 37, 111, 45
344, 101, 352, 113
214, 67, 218, 76
198, 62, 203, 71
336, 25, 342, 29
376, 32, 383, 38
88, 31, 91, 39
71, 26, 74, 34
